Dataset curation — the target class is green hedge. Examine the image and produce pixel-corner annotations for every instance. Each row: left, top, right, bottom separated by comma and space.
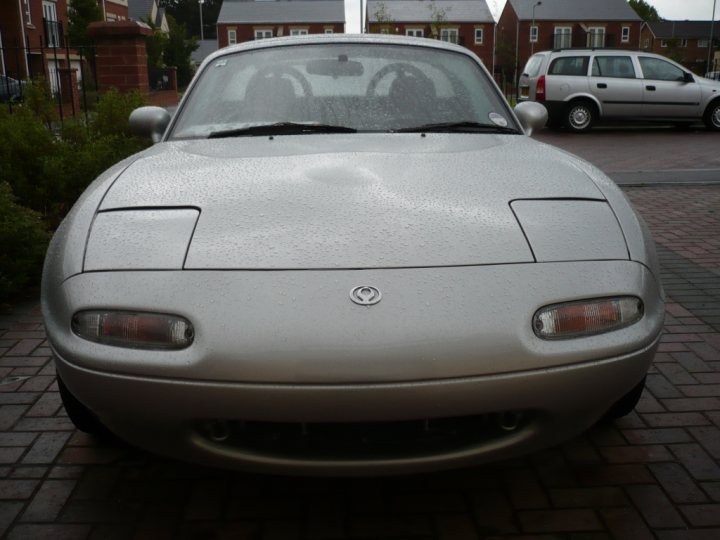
0, 87, 151, 302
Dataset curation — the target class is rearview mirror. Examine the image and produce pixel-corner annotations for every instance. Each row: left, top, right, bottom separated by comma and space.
129, 106, 172, 143
683, 72, 695, 83
514, 101, 548, 136
306, 57, 364, 77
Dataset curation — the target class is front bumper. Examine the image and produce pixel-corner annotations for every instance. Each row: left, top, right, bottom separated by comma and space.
45, 262, 664, 474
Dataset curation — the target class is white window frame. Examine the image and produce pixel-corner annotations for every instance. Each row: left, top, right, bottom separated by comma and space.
406, 28, 424, 38
587, 27, 605, 48
290, 28, 308, 36
698, 39, 709, 48
621, 26, 630, 43
42, 1, 60, 48
644, 38, 650, 48
679, 39, 688, 47
324, 28, 334, 34
227, 29, 237, 45
554, 26, 571, 49
530, 25, 538, 43
254, 29, 273, 40
25, 0, 32, 25
661, 40, 668, 47
474, 28, 484, 45
439, 28, 459, 44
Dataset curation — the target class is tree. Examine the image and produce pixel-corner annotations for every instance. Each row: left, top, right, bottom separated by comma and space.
163, 15, 198, 87
428, 2, 451, 40
67, 0, 103, 49
372, 2, 397, 34
159, 0, 223, 40
628, 0, 663, 22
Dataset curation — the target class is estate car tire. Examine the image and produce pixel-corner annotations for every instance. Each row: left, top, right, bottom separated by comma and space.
602, 377, 646, 421
58, 375, 110, 437
565, 101, 595, 133
703, 100, 720, 131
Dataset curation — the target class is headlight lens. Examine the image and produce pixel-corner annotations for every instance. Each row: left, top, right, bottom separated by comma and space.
533, 297, 643, 340
72, 311, 194, 350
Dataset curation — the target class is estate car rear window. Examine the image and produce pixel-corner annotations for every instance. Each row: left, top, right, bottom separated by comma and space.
548, 56, 590, 76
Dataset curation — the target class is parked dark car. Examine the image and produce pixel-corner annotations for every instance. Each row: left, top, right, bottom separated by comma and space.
0, 75, 26, 103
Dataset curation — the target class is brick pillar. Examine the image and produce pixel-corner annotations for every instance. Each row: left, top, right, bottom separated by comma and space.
88, 20, 152, 94
57, 68, 81, 118
167, 67, 178, 91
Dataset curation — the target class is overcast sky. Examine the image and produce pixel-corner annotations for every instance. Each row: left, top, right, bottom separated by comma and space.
344, 0, 720, 33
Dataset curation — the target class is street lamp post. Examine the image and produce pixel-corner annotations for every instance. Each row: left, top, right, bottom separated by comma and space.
531, 1, 542, 55
199, 0, 205, 41
708, 0, 718, 74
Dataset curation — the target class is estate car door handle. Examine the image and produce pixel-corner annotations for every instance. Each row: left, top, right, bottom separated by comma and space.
597, 83, 607, 89
646, 85, 656, 91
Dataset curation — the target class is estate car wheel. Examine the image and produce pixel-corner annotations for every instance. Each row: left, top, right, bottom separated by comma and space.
58, 375, 110, 437
703, 100, 720, 131
602, 377, 646, 421
565, 101, 595, 133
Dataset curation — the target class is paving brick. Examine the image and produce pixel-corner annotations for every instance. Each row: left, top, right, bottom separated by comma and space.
10, 466, 47, 479
599, 445, 673, 463
504, 470, 551, 509
642, 412, 710, 427
622, 428, 693, 444
662, 398, 720, 412
670, 443, 720, 481
680, 504, 720, 526
22, 432, 72, 464
688, 426, 720, 459
650, 463, 710, 503
518, 509, 602, 533
679, 384, 720, 397
469, 491, 517, 534
626, 484, 686, 528
348, 514, 433, 537
579, 464, 655, 486
0, 478, 40, 499
548, 487, 628, 508
0, 405, 28, 431
435, 514, 481, 540
21, 479, 76, 522
6, 524, 92, 540
6, 339, 44, 356
657, 530, 720, 540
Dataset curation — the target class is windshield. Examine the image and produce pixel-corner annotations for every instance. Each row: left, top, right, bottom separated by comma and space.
169, 43, 517, 139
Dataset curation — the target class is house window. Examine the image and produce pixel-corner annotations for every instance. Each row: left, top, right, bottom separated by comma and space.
440, 28, 459, 44
255, 29, 273, 40
554, 27, 571, 49
679, 39, 688, 47
290, 29, 308, 36
324, 28, 334, 34
24, 0, 32, 24
42, 1, 60, 48
380, 28, 389, 34
587, 27, 605, 48
228, 29, 237, 45
644, 38, 650, 48
406, 28, 424, 37
660, 40, 668, 47
698, 39, 709, 48
475, 28, 483, 45
621, 26, 630, 43
530, 25, 538, 43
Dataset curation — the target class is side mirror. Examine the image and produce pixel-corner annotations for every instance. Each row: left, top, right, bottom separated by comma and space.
514, 101, 548, 136
129, 106, 172, 143
683, 72, 695, 83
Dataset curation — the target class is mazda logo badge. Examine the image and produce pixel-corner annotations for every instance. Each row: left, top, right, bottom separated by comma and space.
350, 286, 382, 306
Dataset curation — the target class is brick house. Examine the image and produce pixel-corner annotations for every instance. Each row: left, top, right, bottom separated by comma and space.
216, 0, 345, 49
640, 21, 720, 75
0, 0, 71, 82
100, 0, 129, 21
497, 0, 641, 82
366, 0, 496, 70
128, 0, 168, 33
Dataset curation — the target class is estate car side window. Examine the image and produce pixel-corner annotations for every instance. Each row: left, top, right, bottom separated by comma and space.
548, 56, 589, 76
639, 57, 685, 81
592, 56, 635, 78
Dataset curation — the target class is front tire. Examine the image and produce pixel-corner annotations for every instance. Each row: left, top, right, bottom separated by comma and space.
566, 101, 595, 133
602, 377, 646, 420
58, 375, 110, 436
703, 100, 720, 131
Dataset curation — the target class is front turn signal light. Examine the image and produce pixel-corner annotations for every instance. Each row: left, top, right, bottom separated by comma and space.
72, 311, 194, 350
533, 297, 643, 340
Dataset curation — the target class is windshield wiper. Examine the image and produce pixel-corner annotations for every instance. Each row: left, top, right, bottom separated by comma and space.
208, 122, 357, 138
395, 121, 521, 134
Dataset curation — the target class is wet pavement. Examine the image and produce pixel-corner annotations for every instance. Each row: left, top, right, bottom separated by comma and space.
1, 128, 719, 539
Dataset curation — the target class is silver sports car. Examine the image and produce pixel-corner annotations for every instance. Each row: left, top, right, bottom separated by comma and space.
42, 35, 664, 475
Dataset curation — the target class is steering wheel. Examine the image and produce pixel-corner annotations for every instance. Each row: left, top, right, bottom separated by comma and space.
250, 65, 313, 97
365, 62, 431, 96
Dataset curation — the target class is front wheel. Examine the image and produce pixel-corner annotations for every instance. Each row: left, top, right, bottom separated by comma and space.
703, 100, 720, 131
566, 101, 595, 133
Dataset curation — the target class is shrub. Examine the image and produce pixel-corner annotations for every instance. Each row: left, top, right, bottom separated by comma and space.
91, 87, 146, 138
0, 182, 49, 302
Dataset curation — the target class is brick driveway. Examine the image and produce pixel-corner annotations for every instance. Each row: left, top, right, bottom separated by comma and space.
1, 130, 719, 539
